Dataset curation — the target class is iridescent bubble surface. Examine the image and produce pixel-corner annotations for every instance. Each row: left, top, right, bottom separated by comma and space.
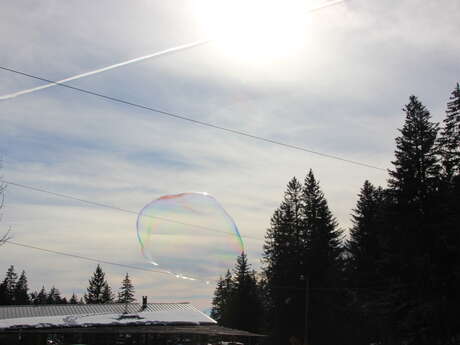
137, 192, 244, 282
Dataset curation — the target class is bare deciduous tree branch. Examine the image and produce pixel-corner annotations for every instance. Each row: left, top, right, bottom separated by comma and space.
0, 227, 11, 246
0, 177, 11, 246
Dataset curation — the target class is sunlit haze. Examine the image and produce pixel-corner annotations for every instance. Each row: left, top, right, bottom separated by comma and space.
193, 0, 311, 63
0, 0, 458, 312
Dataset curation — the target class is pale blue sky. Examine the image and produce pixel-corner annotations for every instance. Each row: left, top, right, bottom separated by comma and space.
1, 0, 459, 310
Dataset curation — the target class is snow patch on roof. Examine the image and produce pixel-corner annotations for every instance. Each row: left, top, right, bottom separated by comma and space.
0, 306, 216, 329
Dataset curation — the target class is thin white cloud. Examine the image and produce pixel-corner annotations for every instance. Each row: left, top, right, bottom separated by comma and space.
0, 40, 212, 100
1, 0, 458, 311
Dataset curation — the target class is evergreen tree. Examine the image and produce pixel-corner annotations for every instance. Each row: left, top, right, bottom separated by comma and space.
0, 282, 7, 305
432, 84, 460, 343
0, 265, 17, 304
345, 181, 387, 344
384, 95, 441, 344
69, 292, 79, 304
302, 170, 343, 271
301, 170, 344, 345
47, 286, 63, 304
263, 172, 343, 345
101, 282, 114, 303
210, 270, 233, 326
117, 273, 135, 304
211, 276, 226, 323
347, 181, 384, 279
211, 255, 263, 333
31, 286, 48, 305
29, 291, 37, 305
85, 265, 111, 304
262, 177, 304, 345
438, 83, 460, 181
14, 270, 30, 305
256, 272, 270, 332
230, 252, 264, 332
388, 95, 440, 210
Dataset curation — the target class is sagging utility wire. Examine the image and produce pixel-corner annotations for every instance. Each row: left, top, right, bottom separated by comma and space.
0, 67, 384, 171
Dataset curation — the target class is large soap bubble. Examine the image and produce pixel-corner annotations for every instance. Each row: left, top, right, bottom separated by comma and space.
137, 192, 244, 282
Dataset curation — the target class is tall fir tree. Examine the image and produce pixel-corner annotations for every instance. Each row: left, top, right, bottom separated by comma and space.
302, 170, 343, 273
117, 273, 135, 304
85, 265, 111, 304
438, 83, 460, 181
384, 95, 441, 344
263, 172, 344, 345
47, 286, 64, 304
211, 254, 263, 332
14, 270, 30, 305
210, 270, 233, 326
31, 286, 48, 305
388, 95, 440, 210
432, 83, 460, 343
230, 252, 263, 332
262, 177, 304, 345
0, 265, 17, 305
301, 170, 344, 345
69, 292, 79, 304
347, 181, 385, 281
0, 282, 6, 305
345, 181, 387, 345
101, 282, 114, 303
211, 276, 226, 323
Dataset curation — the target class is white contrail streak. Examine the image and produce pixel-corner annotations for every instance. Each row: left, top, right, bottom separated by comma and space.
0, 0, 345, 101
308, 0, 346, 12
0, 39, 212, 100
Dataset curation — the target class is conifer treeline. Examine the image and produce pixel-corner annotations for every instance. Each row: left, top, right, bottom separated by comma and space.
211, 84, 460, 345
0, 264, 135, 306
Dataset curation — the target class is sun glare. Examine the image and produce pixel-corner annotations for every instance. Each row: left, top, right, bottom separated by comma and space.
193, 0, 312, 63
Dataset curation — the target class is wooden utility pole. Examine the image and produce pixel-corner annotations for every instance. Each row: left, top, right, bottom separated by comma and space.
304, 275, 310, 345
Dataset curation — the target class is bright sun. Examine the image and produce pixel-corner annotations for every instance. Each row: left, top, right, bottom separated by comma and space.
193, 0, 314, 63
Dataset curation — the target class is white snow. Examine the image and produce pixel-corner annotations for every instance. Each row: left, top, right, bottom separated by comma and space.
0, 309, 216, 329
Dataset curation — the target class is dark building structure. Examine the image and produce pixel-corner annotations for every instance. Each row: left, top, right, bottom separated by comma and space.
0, 299, 263, 345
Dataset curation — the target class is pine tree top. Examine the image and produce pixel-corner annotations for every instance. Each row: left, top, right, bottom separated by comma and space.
117, 272, 135, 304
86, 265, 112, 304
438, 83, 460, 180
69, 292, 79, 304
233, 252, 253, 286
389, 95, 439, 200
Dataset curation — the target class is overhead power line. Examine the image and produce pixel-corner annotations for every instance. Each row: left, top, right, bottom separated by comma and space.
1, 179, 263, 242
0, 40, 212, 100
5, 240, 209, 284
6, 241, 403, 292
6, 240, 171, 275
0, 0, 345, 101
0, 66, 385, 171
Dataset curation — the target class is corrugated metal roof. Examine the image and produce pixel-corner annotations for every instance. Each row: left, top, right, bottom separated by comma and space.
0, 303, 200, 320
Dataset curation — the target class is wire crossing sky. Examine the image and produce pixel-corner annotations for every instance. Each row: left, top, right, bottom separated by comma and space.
5, 240, 209, 284
6, 241, 407, 291
0, 0, 345, 101
0, 39, 212, 100
0, 179, 264, 242
0, 66, 385, 171
2, 0, 457, 311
